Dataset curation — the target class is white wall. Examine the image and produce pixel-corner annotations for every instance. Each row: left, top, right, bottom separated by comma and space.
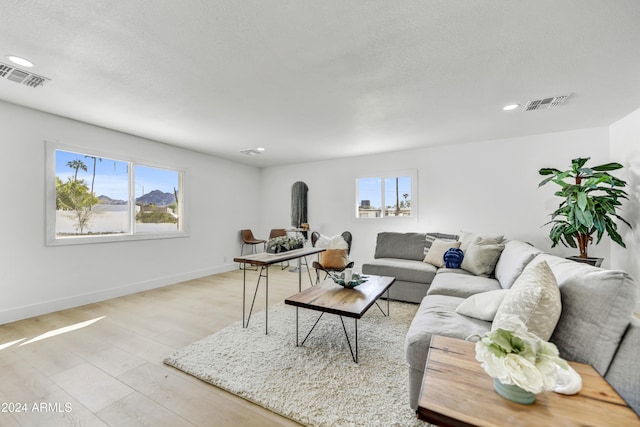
2, 95, 632, 324
0, 100, 261, 324
610, 107, 640, 311
259, 127, 611, 271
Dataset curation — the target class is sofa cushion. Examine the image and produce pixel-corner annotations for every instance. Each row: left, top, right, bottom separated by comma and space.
436, 267, 475, 276
427, 270, 501, 298
537, 254, 639, 375
494, 240, 542, 289
423, 239, 461, 268
405, 294, 491, 370
460, 235, 505, 277
455, 289, 510, 321
362, 258, 437, 284
374, 232, 426, 261
492, 260, 561, 340
605, 318, 640, 414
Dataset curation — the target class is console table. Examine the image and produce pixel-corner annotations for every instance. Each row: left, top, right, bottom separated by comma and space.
234, 246, 325, 334
417, 335, 640, 426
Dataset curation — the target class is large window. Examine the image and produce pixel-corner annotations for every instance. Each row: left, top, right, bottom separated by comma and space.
46, 142, 186, 245
355, 171, 415, 218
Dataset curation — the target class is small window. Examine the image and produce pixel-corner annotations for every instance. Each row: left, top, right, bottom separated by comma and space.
46, 142, 186, 245
355, 171, 415, 218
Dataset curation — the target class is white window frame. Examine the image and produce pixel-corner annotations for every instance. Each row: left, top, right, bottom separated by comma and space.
354, 169, 417, 220
45, 140, 189, 246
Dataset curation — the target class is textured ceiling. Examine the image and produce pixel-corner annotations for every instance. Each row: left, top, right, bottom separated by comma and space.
1, 1, 639, 167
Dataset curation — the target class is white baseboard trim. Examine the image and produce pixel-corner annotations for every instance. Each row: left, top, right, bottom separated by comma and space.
0, 263, 238, 325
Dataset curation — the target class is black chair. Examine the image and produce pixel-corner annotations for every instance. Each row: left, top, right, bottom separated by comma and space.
311, 231, 354, 283
239, 229, 265, 270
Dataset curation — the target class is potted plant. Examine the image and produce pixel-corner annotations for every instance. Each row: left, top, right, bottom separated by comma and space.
475, 317, 573, 404
266, 236, 304, 253
538, 157, 630, 264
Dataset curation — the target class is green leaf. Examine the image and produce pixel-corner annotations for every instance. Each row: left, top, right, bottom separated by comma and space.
615, 214, 632, 229
577, 192, 587, 210
591, 162, 623, 172
575, 207, 594, 228
610, 176, 628, 187
571, 157, 590, 172
538, 175, 556, 187
606, 222, 626, 248
577, 167, 594, 177
539, 168, 561, 176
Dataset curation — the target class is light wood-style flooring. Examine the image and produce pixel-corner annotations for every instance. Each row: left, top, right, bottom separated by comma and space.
0, 266, 317, 426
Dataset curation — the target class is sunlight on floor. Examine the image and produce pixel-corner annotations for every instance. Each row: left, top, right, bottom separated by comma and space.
0, 338, 27, 350
17, 315, 107, 346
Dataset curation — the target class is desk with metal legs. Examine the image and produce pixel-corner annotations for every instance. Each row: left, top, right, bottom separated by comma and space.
234, 246, 325, 334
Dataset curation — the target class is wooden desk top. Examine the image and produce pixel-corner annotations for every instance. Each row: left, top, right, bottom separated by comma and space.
234, 246, 325, 266
417, 335, 640, 427
284, 275, 395, 319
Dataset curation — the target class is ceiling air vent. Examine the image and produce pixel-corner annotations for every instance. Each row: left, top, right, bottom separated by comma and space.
0, 62, 50, 88
524, 93, 571, 111
240, 149, 263, 156
0, 63, 13, 78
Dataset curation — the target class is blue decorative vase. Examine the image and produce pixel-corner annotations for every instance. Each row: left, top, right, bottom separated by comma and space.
493, 378, 536, 404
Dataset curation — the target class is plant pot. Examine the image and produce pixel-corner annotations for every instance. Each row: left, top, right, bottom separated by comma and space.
566, 256, 603, 268
267, 243, 303, 254
493, 379, 536, 405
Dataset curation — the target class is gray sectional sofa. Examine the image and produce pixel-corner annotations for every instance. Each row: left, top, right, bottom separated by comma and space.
362, 232, 459, 303
364, 232, 640, 414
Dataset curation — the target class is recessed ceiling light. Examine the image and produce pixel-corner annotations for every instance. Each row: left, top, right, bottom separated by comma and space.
7, 55, 34, 68
503, 104, 520, 111
256, 147, 265, 152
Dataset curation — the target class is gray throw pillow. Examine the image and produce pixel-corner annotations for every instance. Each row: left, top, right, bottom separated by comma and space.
460, 235, 505, 277
374, 232, 427, 261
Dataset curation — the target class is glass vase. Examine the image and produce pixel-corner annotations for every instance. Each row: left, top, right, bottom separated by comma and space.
493, 378, 536, 404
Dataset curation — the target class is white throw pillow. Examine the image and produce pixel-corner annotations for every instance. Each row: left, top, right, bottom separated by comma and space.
423, 239, 461, 268
328, 235, 349, 250
316, 234, 348, 250
492, 260, 562, 340
455, 289, 510, 321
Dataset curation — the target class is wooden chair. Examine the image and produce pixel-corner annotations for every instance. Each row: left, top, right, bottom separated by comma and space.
311, 231, 354, 283
239, 229, 265, 270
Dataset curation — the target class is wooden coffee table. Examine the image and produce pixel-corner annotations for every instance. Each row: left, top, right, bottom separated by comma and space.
417, 335, 640, 427
284, 274, 395, 363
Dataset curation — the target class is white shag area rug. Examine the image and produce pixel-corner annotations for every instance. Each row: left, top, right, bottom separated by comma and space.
164, 301, 427, 427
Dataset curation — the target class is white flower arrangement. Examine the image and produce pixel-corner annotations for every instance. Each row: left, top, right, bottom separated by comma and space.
266, 236, 304, 253
475, 317, 569, 394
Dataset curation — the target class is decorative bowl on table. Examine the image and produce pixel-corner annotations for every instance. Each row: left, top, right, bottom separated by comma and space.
330, 272, 368, 288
